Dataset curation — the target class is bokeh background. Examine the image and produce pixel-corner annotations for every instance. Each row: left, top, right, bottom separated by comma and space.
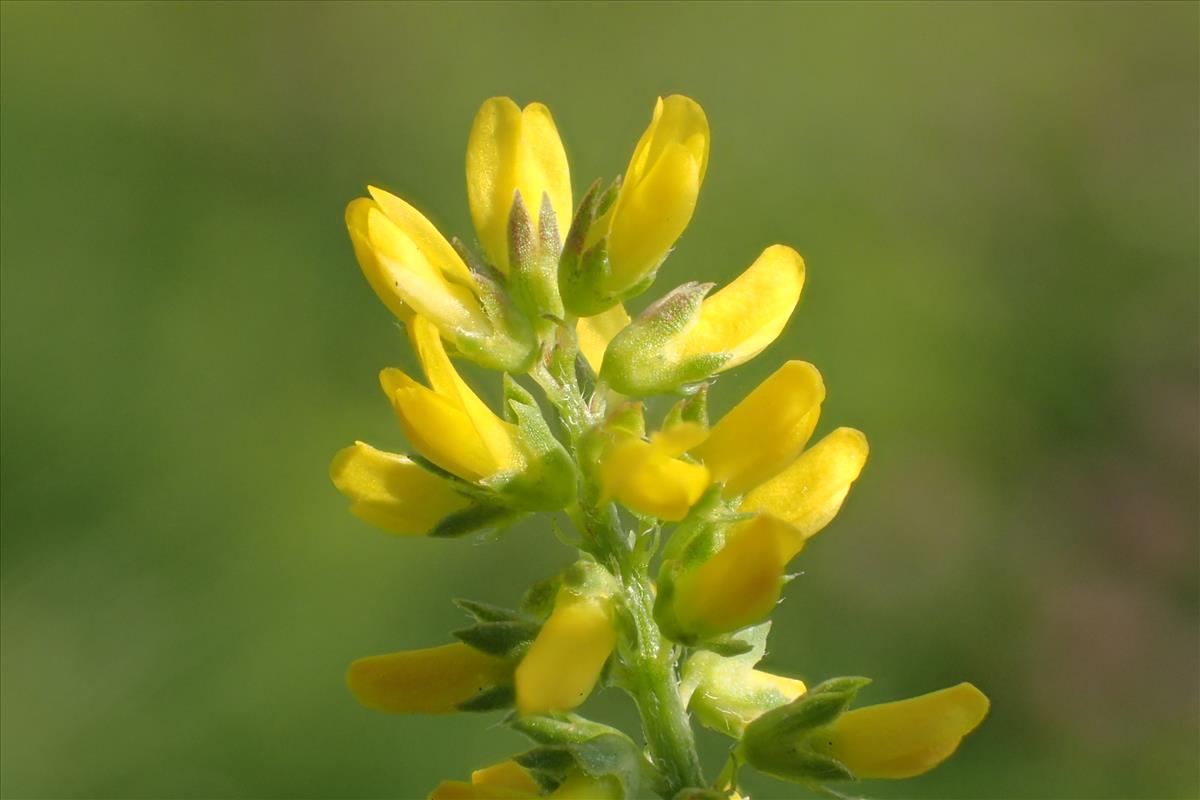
2, 2, 1197, 798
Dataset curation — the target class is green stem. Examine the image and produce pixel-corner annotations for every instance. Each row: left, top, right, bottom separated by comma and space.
536, 337, 705, 797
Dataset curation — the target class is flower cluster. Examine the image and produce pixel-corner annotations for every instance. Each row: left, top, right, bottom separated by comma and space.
332, 95, 988, 799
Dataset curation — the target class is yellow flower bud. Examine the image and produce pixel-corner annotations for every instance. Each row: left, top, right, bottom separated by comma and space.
347, 642, 511, 715
597, 423, 710, 521
381, 316, 522, 483
600, 95, 710, 294
329, 441, 471, 535
466, 97, 572, 274
515, 594, 616, 715
692, 360, 825, 497
739, 427, 869, 540
810, 683, 990, 779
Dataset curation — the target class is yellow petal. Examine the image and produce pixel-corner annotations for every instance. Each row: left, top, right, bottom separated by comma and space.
515, 597, 616, 715
548, 773, 623, 799
428, 781, 537, 800
739, 427, 868, 540
576, 303, 630, 373
672, 515, 803, 638
649, 421, 709, 457
692, 361, 825, 497
347, 642, 510, 715
602, 95, 710, 292
673, 245, 805, 370
467, 97, 572, 273
329, 442, 471, 535
361, 203, 486, 336
470, 761, 539, 794
813, 683, 990, 779
690, 663, 808, 738
368, 185, 475, 285
382, 367, 503, 482
598, 434, 710, 521
345, 198, 413, 322
408, 316, 520, 473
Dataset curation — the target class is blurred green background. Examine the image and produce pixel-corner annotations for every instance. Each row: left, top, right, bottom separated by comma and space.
2, 2, 1197, 798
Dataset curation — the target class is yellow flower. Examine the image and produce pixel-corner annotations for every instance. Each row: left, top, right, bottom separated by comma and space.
466, 97, 572, 274
381, 315, 523, 483
691, 360, 825, 497
428, 763, 620, 800
515, 591, 616, 715
671, 244, 806, 372
593, 95, 710, 295
599, 245, 805, 395
596, 422, 710, 521
811, 683, 990, 779
346, 187, 487, 339
670, 514, 803, 638
347, 642, 511, 715
661, 420, 869, 639
329, 441, 471, 536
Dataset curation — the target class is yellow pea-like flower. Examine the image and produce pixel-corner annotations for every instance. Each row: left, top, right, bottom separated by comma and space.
347, 642, 511, 715
466, 97, 572, 273
597, 422, 710, 521
329, 441, 471, 535
811, 683, 990, 779
382, 316, 522, 483
576, 303, 631, 373
515, 594, 616, 715
692, 360, 825, 497
673, 244, 806, 371
740, 427, 869, 540
670, 514, 803, 639
598, 95, 710, 294
346, 187, 487, 339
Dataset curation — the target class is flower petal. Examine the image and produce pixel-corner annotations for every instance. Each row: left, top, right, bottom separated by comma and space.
515, 597, 616, 715
345, 198, 412, 322
598, 434, 710, 521
382, 367, 503, 482
813, 683, 990, 779
329, 442, 471, 535
692, 361, 825, 497
576, 303, 630, 373
408, 316, 520, 474
673, 244, 805, 370
470, 761, 540, 794
739, 427, 868, 540
602, 95, 709, 292
347, 642, 510, 715
466, 97, 571, 272
671, 514, 802, 638
368, 185, 475, 285
362, 203, 486, 336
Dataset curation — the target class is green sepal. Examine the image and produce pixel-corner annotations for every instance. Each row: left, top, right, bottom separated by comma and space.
672, 789, 731, 800
453, 619, 542, 658
663, 385, 709, 430
737, 677, 872, 785
428, 503, 526, 538
507, 190, 564, 329
453, 598, 534, 624
455, 683, 515, 713
599, 282, 731, 396
452, 256, 539, 374
492, 376, 578, 511
508, 713, 656, 800
514, 746, 577, 773
521, 574, 562, 618
693, 636, 756, 658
